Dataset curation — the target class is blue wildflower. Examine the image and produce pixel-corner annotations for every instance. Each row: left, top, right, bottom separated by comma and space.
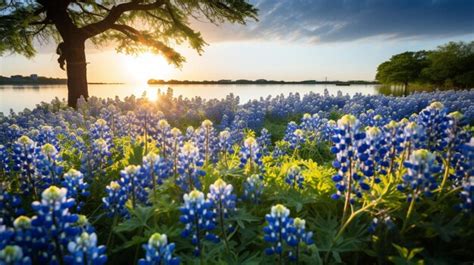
64, 232, 107, 265
179, 190, 218, 256
138, 233, 180, 265
243, 174, 264, 204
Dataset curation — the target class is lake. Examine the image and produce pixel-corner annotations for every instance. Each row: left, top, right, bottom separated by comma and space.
0, 83, 379, 114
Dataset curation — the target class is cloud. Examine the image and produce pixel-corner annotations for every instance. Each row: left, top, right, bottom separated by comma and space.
194, 0, 474, 43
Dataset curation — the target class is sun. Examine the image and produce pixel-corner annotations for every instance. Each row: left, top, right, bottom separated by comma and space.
122, 52, 173, 85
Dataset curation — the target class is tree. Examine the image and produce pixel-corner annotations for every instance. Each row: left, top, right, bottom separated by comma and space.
375, 51, 429, 96
421, 41, 474, 88
0, 0, 257, 107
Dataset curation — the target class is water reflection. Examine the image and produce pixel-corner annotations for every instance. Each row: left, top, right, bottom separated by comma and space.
0, 84, 379, 114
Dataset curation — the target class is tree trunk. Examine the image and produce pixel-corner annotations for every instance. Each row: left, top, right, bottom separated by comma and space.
65, 41, 88, 108
404, 82, 408, 97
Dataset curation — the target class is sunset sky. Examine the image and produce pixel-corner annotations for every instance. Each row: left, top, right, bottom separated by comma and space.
1, 0, 473, 84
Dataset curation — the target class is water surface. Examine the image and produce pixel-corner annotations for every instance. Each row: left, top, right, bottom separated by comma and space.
0, 84, 378, 114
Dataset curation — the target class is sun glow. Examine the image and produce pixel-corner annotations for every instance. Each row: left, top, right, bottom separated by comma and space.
122, 52, 173, 85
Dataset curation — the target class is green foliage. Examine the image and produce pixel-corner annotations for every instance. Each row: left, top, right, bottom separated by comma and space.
0, 0, 258, 67
376, 41, 474, 92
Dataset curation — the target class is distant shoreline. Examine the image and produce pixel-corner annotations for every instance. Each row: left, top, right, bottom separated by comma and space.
148, 79, 379, 85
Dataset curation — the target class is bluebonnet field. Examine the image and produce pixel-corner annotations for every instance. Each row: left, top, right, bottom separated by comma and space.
0, 88, 473, 264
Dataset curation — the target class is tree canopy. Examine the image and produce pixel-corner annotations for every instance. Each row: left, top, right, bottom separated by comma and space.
0, 0, 258, 106
376, 41, 474, 93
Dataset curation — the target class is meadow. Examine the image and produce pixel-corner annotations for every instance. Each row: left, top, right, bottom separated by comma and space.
0, 88, 473, 265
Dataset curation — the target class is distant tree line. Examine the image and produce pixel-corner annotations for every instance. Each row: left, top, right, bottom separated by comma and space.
376, 41, 474, 95
147, 79, 378, 85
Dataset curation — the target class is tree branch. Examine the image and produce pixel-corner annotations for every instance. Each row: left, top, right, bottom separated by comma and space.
80, 0, 165, 39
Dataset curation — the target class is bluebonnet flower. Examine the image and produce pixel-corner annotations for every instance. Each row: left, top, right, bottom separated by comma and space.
257, 128, 272, 155
195, 120, 218, 163
285, 165, 305, 190
90, 119, 113, 144
179, 190, 218, 256
0, 145, 10, 175
169, 128, 183, 177
359, 127, 389, 185
12, 136, 38, 198
12, 216, 33, 257
417, 102, 449, 152
81, 138, 112, 181
64, 232, 107, 265
300, 113, 322, 141
398, 149, 441, 200
263, 204, 292, 256
330, 115, 367, 205
400, 121, 425, 160
440, 112, 472, 185
239, 136, 264, 174
156, 119, 171, 158
383, 121, 405, 175
287, 218, 314, 262
320, 119, 337, 142
457, 138, 473, 213
138, 233, 180, 265
184, 126, 195, 142
35, 125, 59, 150
243, 174, 264, 204
284, 122, 305, 150
30, 186, 80, 264
0, 245, 31, 265
141, 152, 171, 194
176, 142, 205, 192
119, 165, 147, 207
208, 179, 237, 243
218, 130, 233, 155
34, 143, 64, 190
0, 189, 24, 227
102, 181, 129, 218
62, 169, 89, 212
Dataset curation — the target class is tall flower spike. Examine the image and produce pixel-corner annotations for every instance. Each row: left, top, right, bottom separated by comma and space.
34, 143, 64, 190
285, 165, 305, 190
12, 216, 33, 257
263, 204, 292, 256
64, 232, 107, 265
156, 119, 171, 158
257, 128, 272, 155
119, 165, 147, 207
418, 101, 449, 152
0, 188, 24, 227
0, 245, 31, 265
179, 190, 218, 256
142, 152, 171, 195
287, 218, 314, 262
398, 149, 441, 200
30, 186, 80, 264
208, 179, 237, 248
176, 142, 205, 192
12, 136, 38, 197
243, 174, 264, 204
102, 181, 129, 218
239, 136, 264, 174
0, 145, 10, 175
138, 233, 180, 265
330, 115, 367, 217
359, 127, 389, 185
62, 169, 89, 212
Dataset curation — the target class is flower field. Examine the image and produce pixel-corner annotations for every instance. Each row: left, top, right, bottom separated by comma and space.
0, 89, 473, 264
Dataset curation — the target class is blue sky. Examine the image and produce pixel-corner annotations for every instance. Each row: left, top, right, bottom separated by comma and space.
1, 0, 473, 83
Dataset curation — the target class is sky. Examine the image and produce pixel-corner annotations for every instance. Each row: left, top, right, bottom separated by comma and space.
1, 0, 474, 84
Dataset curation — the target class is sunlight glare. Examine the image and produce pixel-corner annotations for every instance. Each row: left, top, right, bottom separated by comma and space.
123, 52, 173, 85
